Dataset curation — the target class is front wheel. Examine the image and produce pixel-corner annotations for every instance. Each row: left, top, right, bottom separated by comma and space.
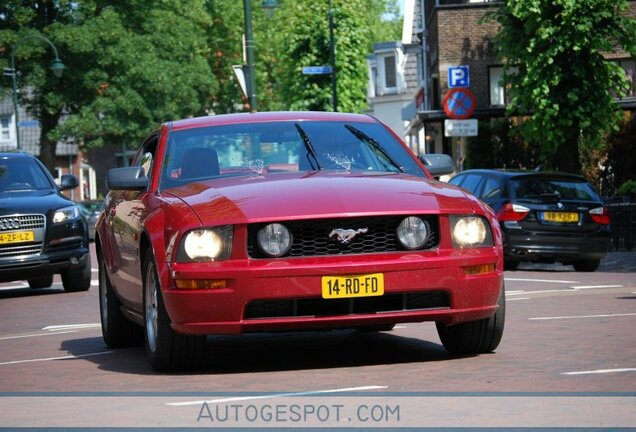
143, 250, 206, 372
61, 254, 92, 292
573, 259, 600, 272
436, 285, 505, 355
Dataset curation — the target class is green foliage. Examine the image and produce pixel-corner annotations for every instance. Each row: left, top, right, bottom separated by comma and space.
617, 179, 636, 195
1, 0, 217, 170
485, 0, 636, 173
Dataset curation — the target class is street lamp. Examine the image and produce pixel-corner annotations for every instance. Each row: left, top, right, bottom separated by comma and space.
8, 34, 65, 150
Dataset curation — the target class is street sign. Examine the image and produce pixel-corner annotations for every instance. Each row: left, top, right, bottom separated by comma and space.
302, 66, 333, 75
448, 66, 470, 88
444, 119, 478, 137
443, 88, 476, 119
232, 65, 248, 99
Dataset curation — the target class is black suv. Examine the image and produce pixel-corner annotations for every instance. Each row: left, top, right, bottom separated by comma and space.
0, 152, 91, 291
449, 169, 611, 271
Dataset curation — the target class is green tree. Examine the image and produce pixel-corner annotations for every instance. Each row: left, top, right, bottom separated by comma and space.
486, 0, 636, 173
1, 1, 216, 172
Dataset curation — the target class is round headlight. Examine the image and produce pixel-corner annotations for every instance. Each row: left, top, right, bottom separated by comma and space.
452, 216, 487, 247
396, 216, 430, 250
257, 223, 293, 257
184, 230, 223, 260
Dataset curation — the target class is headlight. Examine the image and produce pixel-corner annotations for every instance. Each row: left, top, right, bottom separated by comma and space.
177, 226, 233, 262
257, 223, 292, 257
396, 216, 430, 250
53, 205, 81, 223
450, 215, 493, 248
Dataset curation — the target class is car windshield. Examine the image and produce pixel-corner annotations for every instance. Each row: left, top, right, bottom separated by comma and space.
160, 120, 423, 189
511, 177, 599, 202
0, 157, 54, 192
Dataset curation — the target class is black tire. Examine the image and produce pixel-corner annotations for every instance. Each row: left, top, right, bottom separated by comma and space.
28, 275, 53, 289
98, 253, 142, 347
436, 285, 506, 355
504, 260, 519, 271
356, 324, 396, 332
142, 250, 206, 372
573, 259, 600, 272
61, 254, 92, 292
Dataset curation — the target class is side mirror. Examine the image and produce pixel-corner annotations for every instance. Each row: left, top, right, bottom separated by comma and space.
419, 154, 454, 177
59, 174, 79, 191
106, 166, 148, 190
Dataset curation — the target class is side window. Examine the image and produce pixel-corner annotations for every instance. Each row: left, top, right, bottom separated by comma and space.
133, 134, 158, 177
481, 177, 502, 200
448, 174, 465, 187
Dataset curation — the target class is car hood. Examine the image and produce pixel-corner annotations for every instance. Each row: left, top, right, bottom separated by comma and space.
0, 190, 73, 215
165, 171, 478, 225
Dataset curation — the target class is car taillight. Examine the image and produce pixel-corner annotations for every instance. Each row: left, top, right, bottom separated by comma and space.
589, 207, 610, 225
497, 203, 530, 222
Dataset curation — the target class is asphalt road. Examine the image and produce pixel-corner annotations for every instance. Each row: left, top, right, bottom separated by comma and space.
1, 244, 635, 429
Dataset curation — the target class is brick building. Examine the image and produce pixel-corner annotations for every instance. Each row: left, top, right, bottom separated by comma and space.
366, 0, 636, 170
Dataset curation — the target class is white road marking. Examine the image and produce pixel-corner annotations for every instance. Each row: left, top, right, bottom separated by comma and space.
394, 325, 407, 329
91, 268, 98, 272
530, 313, 636, 321
506, 290, 525, 294
42, 323, 101, 331
0, 351, 113, 366
505, 278, 578, 284
90, 280, 99, 286
166, 385, 389, 407
508, 289, 573, 295
562, 368, 636, 376
572, 285, 624, 290
507, 297, 530, 301
0, 331, 77, 341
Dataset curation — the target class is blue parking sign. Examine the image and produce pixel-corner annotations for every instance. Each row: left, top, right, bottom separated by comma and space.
448, 66, 470, 88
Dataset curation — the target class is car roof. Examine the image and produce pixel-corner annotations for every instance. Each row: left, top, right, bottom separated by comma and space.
0, 151, 37, 160
169, 111, 377, 131
454, 169, 588, 182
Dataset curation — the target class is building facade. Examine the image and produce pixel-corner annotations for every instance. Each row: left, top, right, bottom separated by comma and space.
367, 0, 636, 171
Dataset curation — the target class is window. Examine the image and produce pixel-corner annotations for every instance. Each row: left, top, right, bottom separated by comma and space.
489, 66, 505, 106
618, 59, 635, 97
384, 55, 397, 89
0, 116, 13, 144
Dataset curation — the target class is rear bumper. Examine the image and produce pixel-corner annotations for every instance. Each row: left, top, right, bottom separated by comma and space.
161, 250, 504, 335
504, 229, 610, 262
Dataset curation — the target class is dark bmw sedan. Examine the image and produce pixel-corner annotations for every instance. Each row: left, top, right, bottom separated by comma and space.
0, 152, 91, 291
449, 169, 610, 271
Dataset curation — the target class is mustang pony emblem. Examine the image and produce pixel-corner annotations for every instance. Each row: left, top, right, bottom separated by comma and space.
329, 228, 368, 244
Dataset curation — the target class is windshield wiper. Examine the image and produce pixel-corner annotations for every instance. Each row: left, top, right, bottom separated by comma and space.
344, 124, 404, 173
295, 123, 321, 171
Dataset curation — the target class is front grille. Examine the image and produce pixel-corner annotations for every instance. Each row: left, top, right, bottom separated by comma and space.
0, 215, 45, 259
247, 215, 439, 258
244, 291, 449, 320
0, 214, 45, 231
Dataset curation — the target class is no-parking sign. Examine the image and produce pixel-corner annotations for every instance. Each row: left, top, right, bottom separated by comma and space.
443, 88, 476, 120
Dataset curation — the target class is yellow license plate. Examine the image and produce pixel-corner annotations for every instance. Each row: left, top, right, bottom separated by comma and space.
542, 212, 579, 223
0, 231, 35, 244
321, 273, 384, 299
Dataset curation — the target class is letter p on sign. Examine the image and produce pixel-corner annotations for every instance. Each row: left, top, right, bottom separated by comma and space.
448, 66, 470, 88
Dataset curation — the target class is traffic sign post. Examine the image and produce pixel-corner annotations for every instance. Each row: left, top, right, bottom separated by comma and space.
443, 88, 476, 119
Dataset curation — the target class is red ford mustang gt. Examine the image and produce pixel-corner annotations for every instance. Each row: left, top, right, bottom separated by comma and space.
96, 111, 505, 371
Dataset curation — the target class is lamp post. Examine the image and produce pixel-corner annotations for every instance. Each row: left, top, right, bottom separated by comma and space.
9, 34, 65, 150
243, 0, 257, 112
328, 0, 337, 112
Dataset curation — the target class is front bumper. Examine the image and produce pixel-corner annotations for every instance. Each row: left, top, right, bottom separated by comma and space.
161, 250, 503, 335
0, 246, 90, 282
